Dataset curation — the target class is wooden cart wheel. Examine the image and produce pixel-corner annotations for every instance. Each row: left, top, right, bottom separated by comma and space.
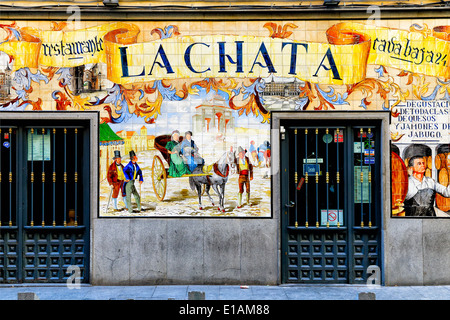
152, 155, 167, 201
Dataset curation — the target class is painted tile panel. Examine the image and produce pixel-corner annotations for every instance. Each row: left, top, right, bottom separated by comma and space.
0, 19, 448, 218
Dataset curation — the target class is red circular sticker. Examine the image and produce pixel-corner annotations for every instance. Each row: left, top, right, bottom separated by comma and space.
329, 212, 337, 221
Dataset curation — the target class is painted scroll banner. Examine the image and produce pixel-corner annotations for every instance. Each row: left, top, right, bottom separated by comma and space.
106, 22, 450, 84
104, 33, 370, 85
1, 22, 449, 84
0, 22, 138, 69
329, 22, 450, 80
22, 22, 138, 68
0, 22, 41, 69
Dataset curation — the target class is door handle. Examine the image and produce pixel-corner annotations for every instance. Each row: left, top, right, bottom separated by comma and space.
285, 201, 295, 208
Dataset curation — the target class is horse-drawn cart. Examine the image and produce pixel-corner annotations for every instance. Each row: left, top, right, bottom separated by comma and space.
151, 135, 210, 201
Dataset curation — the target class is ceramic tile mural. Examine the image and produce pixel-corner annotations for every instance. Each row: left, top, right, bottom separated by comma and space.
0, 19, 449, 217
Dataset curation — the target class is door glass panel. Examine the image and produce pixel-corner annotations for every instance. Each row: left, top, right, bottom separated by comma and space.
26, 127, 84, 227
290, 127, 345, 228
353, 127, 376, 227
0, 127, 16, 227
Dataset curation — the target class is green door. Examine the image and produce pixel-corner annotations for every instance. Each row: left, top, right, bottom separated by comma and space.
281, 119, 382, 284
0, 119, 90, 283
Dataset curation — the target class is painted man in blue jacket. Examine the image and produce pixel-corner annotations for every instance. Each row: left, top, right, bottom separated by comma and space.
124, 150, 143, 213
180, 131, 204, 172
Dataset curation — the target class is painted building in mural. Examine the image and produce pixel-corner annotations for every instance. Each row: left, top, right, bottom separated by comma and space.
0, 0, 449, 286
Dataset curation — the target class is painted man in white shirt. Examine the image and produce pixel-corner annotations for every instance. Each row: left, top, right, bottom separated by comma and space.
404, 156, 450, 217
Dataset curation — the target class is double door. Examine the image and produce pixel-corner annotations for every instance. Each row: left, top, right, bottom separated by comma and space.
0, 119, 90, 283
280, 120, 382, 284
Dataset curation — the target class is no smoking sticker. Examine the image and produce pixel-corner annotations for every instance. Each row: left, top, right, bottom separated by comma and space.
328, 211, 337, 221
320, 209, 343, 226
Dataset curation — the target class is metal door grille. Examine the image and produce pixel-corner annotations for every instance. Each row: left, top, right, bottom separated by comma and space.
27, 127, 83, 228
0, 127, 16, 228
0, 122, 89, 283
281, 122, 382, 284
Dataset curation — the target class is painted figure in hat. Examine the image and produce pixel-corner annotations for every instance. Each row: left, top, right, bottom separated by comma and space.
234, 146, 253, 208
107, 150, 126, 211
166, 130, 190, 177
404, 155, 450, 217
123, 150, 143, 213
180, 131, 204, 173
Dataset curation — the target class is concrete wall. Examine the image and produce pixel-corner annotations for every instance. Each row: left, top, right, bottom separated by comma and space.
384, 218, 450, 285
91, 218, 280, 285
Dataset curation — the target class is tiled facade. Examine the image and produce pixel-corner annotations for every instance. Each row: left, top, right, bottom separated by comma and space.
0, 2, 449, 285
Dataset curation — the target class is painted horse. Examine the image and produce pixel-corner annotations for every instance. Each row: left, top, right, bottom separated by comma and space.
189, 149, 236, 212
